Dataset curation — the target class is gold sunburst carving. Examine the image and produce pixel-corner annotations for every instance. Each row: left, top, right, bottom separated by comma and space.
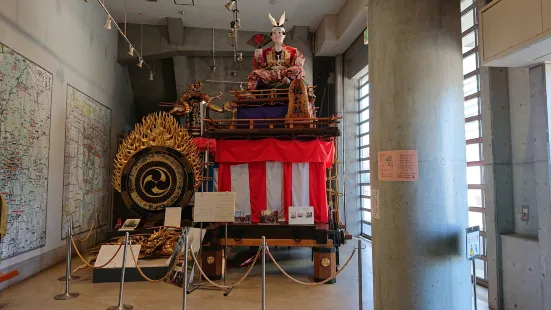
112, 112, 202, 192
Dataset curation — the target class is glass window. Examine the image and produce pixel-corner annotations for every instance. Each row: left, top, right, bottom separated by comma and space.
464, 97, 480, 118
465, 120, 481, 140
464, 75, 479, 97
358, 72, 371, 238
466, 143, 481, 162
463, 53, 478, 76
461, 9, 475, 32
462, 30, 476, 54
461, 1, 487, 284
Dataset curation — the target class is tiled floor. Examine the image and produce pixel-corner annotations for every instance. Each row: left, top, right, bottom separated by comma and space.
0, 238, 489, 309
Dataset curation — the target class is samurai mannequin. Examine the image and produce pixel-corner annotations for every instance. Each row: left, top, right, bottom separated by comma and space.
247, 12, 306, 90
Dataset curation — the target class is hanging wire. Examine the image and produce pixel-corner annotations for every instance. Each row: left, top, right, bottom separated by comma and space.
92, 0, 155, 76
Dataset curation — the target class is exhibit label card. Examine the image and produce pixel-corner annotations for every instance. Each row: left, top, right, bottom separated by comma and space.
194, 192, 236, 223
378, 150, 419, 181
371, 189, 380, 219
95, 245, 141, 268
164, 207, 182, 227
288, 206, 314, 225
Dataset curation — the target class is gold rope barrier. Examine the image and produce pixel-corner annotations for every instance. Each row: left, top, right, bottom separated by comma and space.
71, 237, 124, 269
188, 245, 262, 289
72, 219, 97, 242
266, 245, 356, 286
128, 245, 180, 283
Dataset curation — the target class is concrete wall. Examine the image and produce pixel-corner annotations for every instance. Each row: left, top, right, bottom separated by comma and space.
502, 235, 542, 310
508, 67, 550, 238
120, 23, 314, 118
0, 0, 134, 289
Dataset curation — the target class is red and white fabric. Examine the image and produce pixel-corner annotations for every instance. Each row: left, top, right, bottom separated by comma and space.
214, 139, 334, 224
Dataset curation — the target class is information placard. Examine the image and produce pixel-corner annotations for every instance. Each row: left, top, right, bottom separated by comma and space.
378, 150, 419, 181
466, 226, 480, 260
194, 192, 236, 223
371, 189, 380, 219
288, 206, 314, 225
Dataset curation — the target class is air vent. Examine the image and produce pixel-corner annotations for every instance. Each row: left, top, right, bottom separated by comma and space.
145, 0, 159, 2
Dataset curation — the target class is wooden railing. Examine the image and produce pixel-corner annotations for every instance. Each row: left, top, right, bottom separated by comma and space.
204, 116, 342, 130
230, 86, 316, 104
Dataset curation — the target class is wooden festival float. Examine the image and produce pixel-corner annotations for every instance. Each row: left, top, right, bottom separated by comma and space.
108, 11, 347, 286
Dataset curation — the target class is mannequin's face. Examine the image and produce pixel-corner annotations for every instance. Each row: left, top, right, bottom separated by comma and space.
271, 29, 285, 44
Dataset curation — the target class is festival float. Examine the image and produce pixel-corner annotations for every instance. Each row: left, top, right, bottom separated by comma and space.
106, 11, 345, 286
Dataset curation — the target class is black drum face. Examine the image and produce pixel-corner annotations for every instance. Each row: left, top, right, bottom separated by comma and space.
121, 147, 194, 219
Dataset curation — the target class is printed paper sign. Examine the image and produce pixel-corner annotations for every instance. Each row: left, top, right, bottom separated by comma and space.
164, 207, 182, 227
371, 189, 380, 219
95, 245, 141, 268
288, 206, 314, 225
194, 192, 236, 222
378, 150, 419, 181
466, 226, 481, 260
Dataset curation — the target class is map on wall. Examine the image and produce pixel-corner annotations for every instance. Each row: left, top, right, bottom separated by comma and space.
62, 85, 111, 239
0, 42, 52, 259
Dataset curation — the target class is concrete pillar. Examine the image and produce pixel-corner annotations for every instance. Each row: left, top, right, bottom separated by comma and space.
368, 0, 471, 309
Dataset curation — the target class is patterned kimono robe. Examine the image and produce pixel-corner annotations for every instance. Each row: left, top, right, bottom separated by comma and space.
247, 44, 306, 90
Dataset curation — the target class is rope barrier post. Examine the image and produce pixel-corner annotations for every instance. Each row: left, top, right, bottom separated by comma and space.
94, 213, 99, 248
183, 234, 188, 310
358, 239, 363, 310
262, 236, 266, 310
107, 232, 133, 310
54, 226, 79, 300
59, 223, 80, 281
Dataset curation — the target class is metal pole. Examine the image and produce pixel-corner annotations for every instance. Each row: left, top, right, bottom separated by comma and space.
262, 236, 266, 310
358, 239, 363, 310
95, 213, 99, 248
224, 222, 228, 286
473, 260, 478, 310
183, 234, 189, 310
107, 232, 133, 310
54, 226, 79, 300
58, 224, 79, 281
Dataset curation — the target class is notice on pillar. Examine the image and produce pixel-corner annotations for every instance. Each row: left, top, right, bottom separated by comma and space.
371, 189, 380, 219
378, 150, 419, 181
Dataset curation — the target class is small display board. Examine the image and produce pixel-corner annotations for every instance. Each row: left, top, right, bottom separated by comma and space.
95, 245, 141, 268
466, 226, 481, 260
194, 192, 236, 223
119, 219, 141, 231
164, 207, 182, 227
288, 206, 314, 225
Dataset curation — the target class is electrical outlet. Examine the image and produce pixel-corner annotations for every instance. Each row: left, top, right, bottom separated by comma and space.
521, 205, 529, 222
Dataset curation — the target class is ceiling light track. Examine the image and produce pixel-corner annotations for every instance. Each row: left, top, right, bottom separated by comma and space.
90, 0, 155, 80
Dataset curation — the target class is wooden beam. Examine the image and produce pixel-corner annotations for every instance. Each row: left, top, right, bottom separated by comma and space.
217, 238, 334, 248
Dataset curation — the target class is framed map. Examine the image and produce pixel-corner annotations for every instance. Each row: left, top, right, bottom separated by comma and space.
0, 42, 52, 259
62, 85, 111, 239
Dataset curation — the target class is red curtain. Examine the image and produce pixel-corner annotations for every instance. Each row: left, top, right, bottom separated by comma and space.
216, 138, 334, 168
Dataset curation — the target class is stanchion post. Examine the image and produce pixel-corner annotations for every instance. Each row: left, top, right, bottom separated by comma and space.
473, 260, 478, 310
58, 222, 80, 281
54, 226, 79, 300
358, 239, 363, 310
183, 234, 189, 310
95, 213, 99, 248
107, 232, 133, 310
262, 236, 266, 310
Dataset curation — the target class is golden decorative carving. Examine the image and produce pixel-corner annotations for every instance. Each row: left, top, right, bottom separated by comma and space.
321, 257, 331, 267
207, 256, 215, 264
112, 112, 202, 192
160, 81, 224, 116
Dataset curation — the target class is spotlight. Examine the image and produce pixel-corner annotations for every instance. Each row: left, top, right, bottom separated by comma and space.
104, 15, 112, 30
225, 0, 235, 11
128, 45, 134, 56
149, 71, 154, 81
235, 19, 241, 29
237, 52, 243, 62
228, 29, 236, 38
137, 57, 143, 68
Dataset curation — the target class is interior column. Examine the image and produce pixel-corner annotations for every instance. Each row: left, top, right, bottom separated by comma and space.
368, 0, 471, 309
